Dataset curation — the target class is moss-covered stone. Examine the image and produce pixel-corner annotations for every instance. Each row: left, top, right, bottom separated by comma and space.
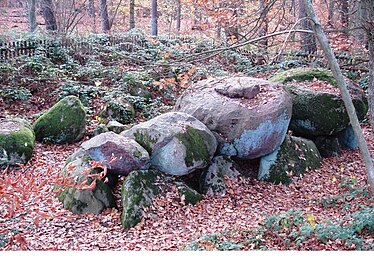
121, 170, 161, 229
133, 131, 159, 155
258, 135, 322, 185
270, 68, 368, 137
57, 157, 116, 214
269, 67, 337, 86
176, 126, 210, 168
176, 182, 201, 205
0, 119, 35, 165
98, 98, 135, 125
314, 136, 341, 158
200, 156, 240, 195
33, 95, 86, 144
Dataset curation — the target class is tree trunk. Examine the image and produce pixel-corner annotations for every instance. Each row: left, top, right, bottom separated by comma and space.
151, 0, 158, 36
340, 0, 349, 27
88, 0, 97, 32
129, 0, 135, 30
257, 0, 269, 65
41, 0, 57, 32
100, 0, 110, 33
28, 0, 36, 32
176, 0, 181, 33
327, 0, 335, 27
302, 0, 374, 194
299, 0, 317, 54
361, 0, 374, 133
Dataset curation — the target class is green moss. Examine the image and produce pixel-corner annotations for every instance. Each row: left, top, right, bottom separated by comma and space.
133, 131, 158, 155
265, 136, 321, 185
98, 99, 135, 125
0, 125, 35, 165
121, 170, 160, 229
33, 95, 86, 144
177, 183, 202, 205
270, 68, 337, 86
176, 127, 210, 167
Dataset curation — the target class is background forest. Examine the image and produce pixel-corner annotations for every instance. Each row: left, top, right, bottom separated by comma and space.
0, 0, 373, 251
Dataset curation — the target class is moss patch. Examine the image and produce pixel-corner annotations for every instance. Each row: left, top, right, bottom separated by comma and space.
0, 122, 35, 165
33, 95, 86, 144
121, 170, 161, 229
133, 131, 158, 155
269, 68, 337, 86
259, 135, 322, 185
176, 127, 210, 167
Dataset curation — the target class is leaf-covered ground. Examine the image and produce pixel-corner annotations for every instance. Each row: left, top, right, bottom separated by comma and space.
0, 114, 373, 250
0, 32, 373, 251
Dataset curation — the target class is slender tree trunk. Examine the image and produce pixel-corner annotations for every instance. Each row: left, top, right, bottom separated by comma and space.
327, 0, 335, 27
302, 0, 374, 194
340, 0, 349, 27
28, 0, 36, 32
151, 0, 158, 35
258, 0, 268, 49
361, 0, 374, 133
257, 0, 268, 65
176, 0, 181, 33
41, 0, 57, 32
129, 0, 135, 30
298, 0, 317, 53
88, 0, 97, 33
100, 0, 110, 33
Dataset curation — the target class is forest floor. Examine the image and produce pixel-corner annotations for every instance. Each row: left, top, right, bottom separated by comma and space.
0, 79, 373, 252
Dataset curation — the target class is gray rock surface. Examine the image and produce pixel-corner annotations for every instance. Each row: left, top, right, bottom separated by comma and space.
174, 76, 292, 159
0, 119, 35, 165
121, 112, 217, 176
80, 131, 150, 175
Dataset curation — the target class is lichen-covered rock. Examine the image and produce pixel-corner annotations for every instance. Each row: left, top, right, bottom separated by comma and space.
98, 97, 135, 125
121, 112, 217, 176
0, 119, 35, 165
258, 135, 322, 185
57, 157, 116, 214
269, 68, 368, 137
175, 182, 202, 205
269, 67, 338, 85
92, 124, 109, 137
107, 120, 130, 134
79, 132, 150, 175
121, 170, 161, 229
175, 76, 292, 159
314, 136, 341, 158
33, 95, 86, 144
200, 156, 241, 195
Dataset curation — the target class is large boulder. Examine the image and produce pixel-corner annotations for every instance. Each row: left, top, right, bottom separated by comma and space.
258, 135, 322, 185
76, 131, 150, 175
174, 76, 292, 159
200, 156, 241, 196
33, 95, 86, 144
269, 68, 368, 137
57, 157, 116, 214
98, 97, 135, 125
0, 119, 35, 165
121, 170, 161, 229
121, 112, 217, 176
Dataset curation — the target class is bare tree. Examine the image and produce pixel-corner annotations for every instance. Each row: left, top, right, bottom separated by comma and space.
41, 0, 57, 32
129, 0, 135, 30
361, 0, 374, 135
151, 0, 158, 35
302, 0, 374, 194
298, 0, 316, 53
176, 0, 181, 33
28, 0, 36, 32
100, 0, 110, 33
